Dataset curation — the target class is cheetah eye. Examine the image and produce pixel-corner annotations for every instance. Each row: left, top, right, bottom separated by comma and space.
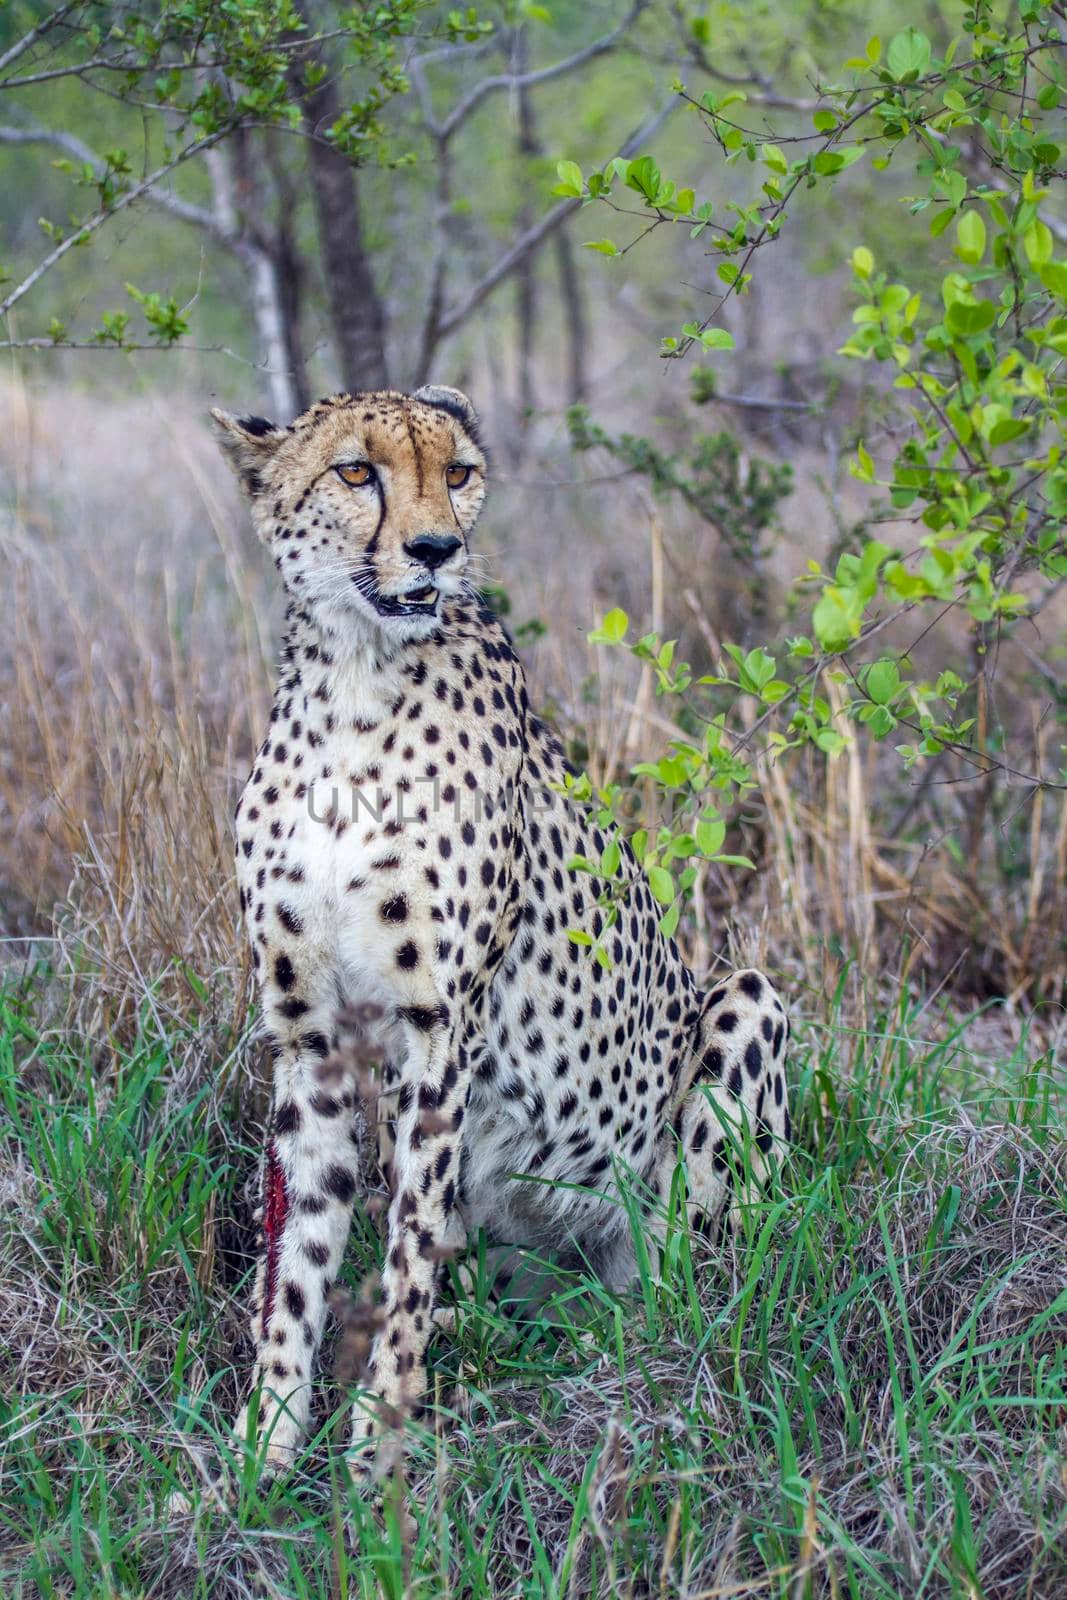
336, 462, 375, 488
445, 464, 473, 490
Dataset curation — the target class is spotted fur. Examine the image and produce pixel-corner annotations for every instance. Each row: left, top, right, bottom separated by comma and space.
212, 388, 790, 1478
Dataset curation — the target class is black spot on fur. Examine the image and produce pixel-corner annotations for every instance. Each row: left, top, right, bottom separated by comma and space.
238, 414, 276, 437
274, 1101, 301, 1134
323, 1165, 356, 1203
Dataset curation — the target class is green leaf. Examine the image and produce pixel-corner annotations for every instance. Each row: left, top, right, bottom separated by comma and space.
812, 589, 860, 651
887, 26, 931, 81
659, 903, 680, 939
867, 659, 901, 705
695, 816, 726, 856
625, 155, 662, 202
852, 245, 874, 278
813, 147, 865, 176
945, 298, 995, 336
955, 209, 986, 264
741, 647, 776, 690
600, 839, 621, 879
553, 159, 583, 197
1039, 262, 1067, 298
1024, 219, 1053, 267
583, 239, 620, 257
704, 327, 735, 350
589, 607, 628, 644
760, 679, 791, 704
647, 866, 675, 905
988, 416, 1029, 448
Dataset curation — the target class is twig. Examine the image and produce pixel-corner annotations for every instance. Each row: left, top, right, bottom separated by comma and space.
432, 97, 678, 349
705, 389, 818, 413
433, 2, 648, 142
0, 123, 233, 244
0, 2, 76, 76
0, 131, 225, 320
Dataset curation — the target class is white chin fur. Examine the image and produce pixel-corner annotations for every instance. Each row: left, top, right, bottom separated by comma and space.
295, 567, 464, 648
314, 590, 444, 651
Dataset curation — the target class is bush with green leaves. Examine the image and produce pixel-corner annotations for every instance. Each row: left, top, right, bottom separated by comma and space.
556, 0, 1067, 949
0, 0, 468, 345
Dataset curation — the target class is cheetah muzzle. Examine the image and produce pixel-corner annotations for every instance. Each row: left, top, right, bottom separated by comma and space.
210, 385, 791, 1482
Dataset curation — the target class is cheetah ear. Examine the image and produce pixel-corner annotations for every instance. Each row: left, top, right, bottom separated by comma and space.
412, 385, 481, 445
210, 409, 288, 497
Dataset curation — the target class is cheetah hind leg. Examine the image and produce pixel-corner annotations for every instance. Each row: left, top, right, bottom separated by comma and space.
654, 967, 790, 1249
433, 1236, 563, 1334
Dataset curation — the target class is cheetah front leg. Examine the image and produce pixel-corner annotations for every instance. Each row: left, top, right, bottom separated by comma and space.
234, 977, 362, 1476
347, 1004, 466, 1481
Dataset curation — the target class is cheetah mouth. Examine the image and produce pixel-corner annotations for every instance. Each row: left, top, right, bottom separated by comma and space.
371, 584, 440, 619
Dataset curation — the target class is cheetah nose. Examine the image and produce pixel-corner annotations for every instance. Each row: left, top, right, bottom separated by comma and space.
404, 533, 462, 571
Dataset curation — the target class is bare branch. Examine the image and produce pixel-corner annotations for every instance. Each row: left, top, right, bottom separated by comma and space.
431, 96, 678, 353
434, 2, 648, 143
705, 390, 817, 413
0, 27, 369, 89
668, 0, 818, 111
0, 2, 77, 77
0, 121, 98, 164
0, 122, 234, 243
1, 57, 120, 89
0, 130, 224, 320
0, 117, 303, 413
0, 337, 245, 354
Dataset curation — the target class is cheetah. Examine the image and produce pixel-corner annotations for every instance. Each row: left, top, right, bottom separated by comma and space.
211, 386, 790, 1480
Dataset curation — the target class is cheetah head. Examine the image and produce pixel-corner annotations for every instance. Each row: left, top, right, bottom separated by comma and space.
211, 387, 486, 645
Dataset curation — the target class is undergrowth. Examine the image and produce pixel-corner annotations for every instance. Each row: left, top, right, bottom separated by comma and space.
1, 969, 1064, 1599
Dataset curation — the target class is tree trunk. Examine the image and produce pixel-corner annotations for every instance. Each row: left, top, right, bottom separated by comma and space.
554, 228, 588, 405
290, 1, 389, 393
215, 134, 304, 420
244, 245, 302, 420
512, 28, 538, 463
264, 134, 312, 413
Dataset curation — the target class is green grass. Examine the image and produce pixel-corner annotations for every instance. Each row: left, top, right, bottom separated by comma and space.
0, 971, 1064, 1599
